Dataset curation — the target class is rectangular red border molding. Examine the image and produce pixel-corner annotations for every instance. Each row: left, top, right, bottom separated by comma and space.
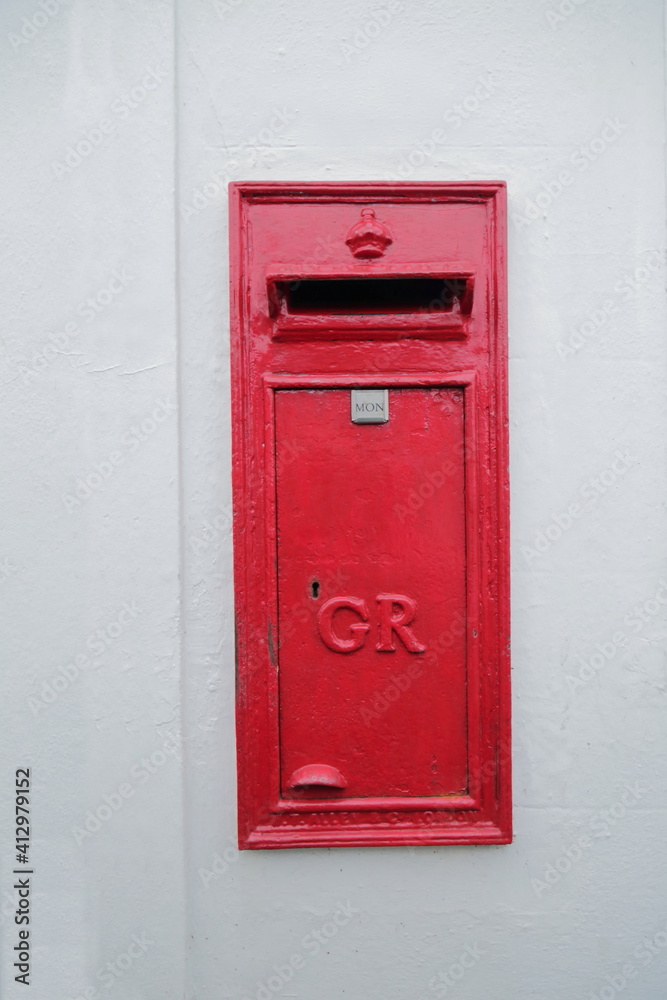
229, 182, 510, 849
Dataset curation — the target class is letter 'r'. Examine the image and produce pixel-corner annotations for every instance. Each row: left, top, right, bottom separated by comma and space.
375, 594, 426, 652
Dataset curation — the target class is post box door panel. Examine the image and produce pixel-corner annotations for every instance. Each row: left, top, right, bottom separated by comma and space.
276, 387, 467, 800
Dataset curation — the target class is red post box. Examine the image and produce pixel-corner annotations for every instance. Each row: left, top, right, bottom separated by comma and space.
229, 182, 510, 849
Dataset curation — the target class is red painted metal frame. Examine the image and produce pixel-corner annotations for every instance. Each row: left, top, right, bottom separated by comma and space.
229, 182, 510, 849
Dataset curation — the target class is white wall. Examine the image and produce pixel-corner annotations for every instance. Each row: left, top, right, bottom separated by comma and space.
2, 1, 667, 998
0, 2, 183, 998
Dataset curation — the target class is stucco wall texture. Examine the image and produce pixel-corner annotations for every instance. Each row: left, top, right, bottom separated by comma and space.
1, 1, 666, 999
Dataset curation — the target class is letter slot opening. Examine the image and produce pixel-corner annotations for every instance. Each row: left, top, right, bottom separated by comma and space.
273, 276, 471, 316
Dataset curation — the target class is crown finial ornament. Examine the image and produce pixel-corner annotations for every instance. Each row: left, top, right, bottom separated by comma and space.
345, 207, 393, 259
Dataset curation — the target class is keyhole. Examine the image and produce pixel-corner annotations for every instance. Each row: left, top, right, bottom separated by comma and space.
309, 580, 320, 599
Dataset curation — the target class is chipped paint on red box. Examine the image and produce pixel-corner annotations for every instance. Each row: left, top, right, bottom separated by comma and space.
229, 182, 510, 849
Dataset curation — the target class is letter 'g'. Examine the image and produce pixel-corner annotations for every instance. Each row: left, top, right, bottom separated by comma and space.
317, 597, 370, 652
